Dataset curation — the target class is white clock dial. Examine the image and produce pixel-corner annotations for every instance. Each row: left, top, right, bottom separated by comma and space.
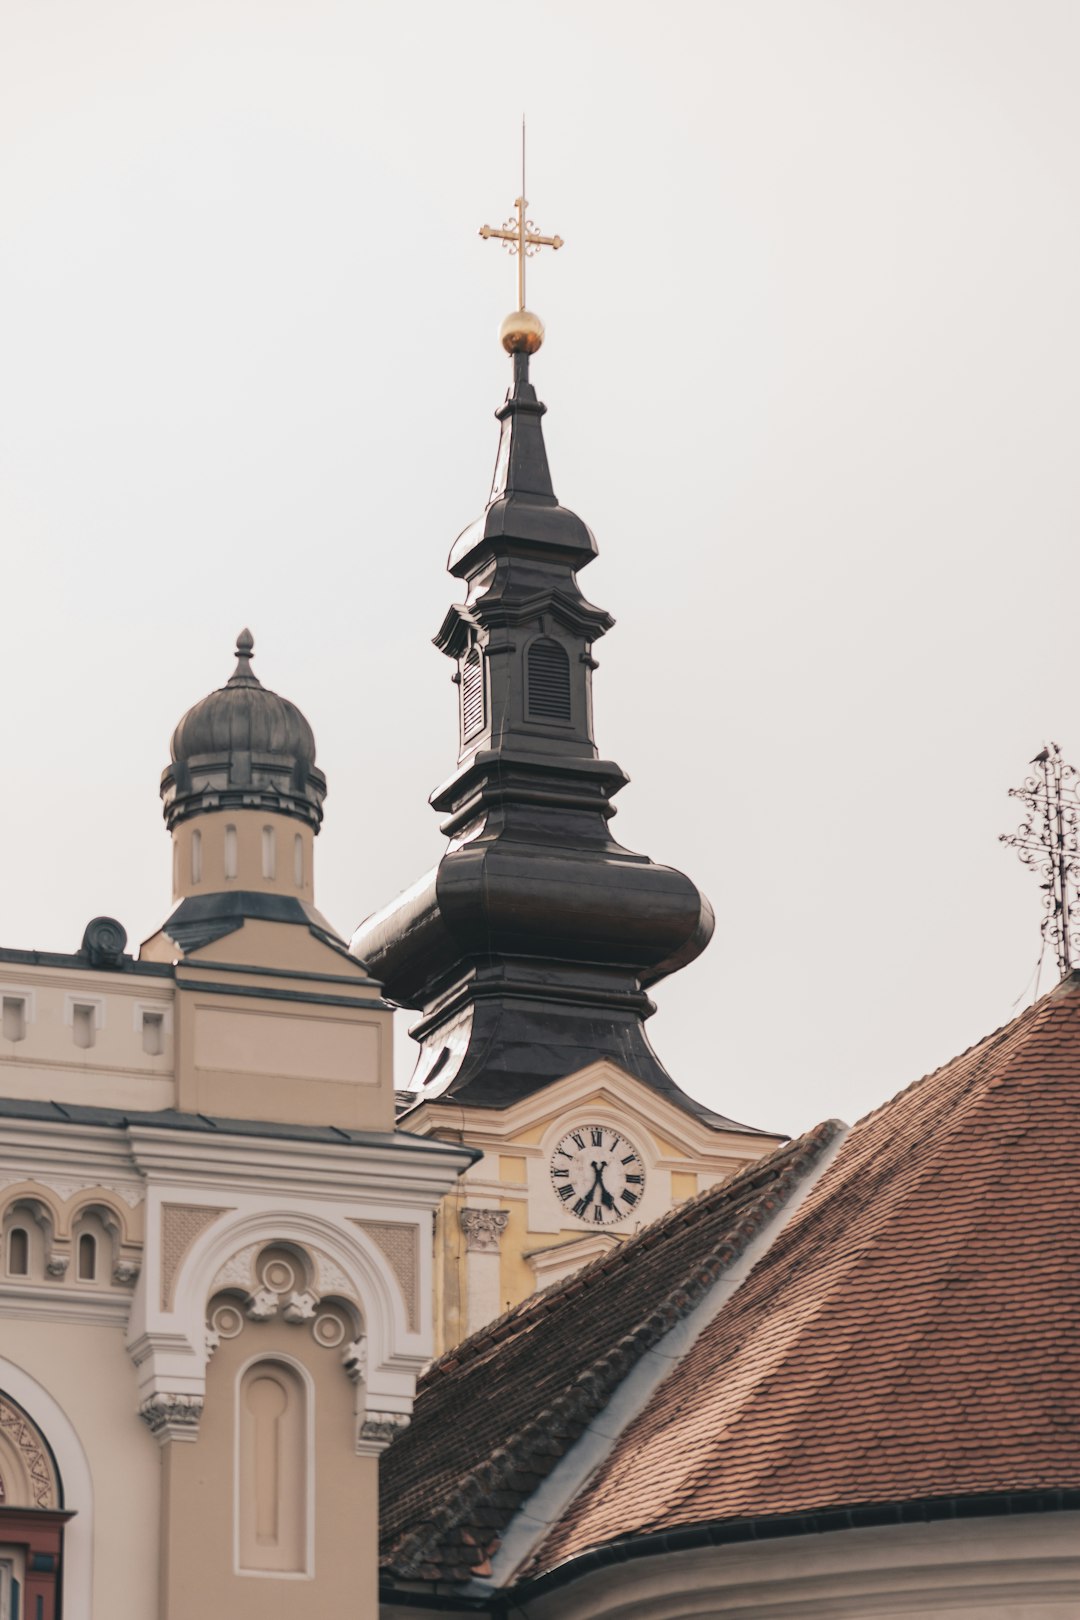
549, 1125, 645, 1226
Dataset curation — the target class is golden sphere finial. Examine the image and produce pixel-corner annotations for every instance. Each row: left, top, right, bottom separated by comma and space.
500, 309, 545, 355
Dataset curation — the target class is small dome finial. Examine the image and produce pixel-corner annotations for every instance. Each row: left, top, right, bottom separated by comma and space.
228, 627, 260, 688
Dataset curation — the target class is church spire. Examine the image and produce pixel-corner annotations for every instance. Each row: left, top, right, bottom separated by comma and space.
350, 204, 741, 1129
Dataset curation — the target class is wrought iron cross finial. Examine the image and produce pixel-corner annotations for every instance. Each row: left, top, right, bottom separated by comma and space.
1000, 741, 1080, 978
478, 121, 564, 310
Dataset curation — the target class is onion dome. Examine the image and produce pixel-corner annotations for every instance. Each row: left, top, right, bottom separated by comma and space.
160, 630, 326, 831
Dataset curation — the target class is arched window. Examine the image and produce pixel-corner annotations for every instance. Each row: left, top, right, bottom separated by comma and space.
461, 647, 485, 742
191, 829, 203, 885
7, 1227, 28, 1277
71, 1208, 115, 1289
224, 824, 238, 880
261, 826, 276, 880
526, 638, 572, 723
3, 1202, 48, 1280
77, 1233, 96, 1282
237, 1358, 309, 1575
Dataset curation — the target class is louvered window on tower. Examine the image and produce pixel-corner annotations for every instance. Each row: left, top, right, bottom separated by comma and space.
461, 648, 485, 741
527, 638, 572, 723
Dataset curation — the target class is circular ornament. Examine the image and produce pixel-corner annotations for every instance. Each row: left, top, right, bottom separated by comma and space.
209, 1301, 245, 1339
260, 1256, 296, 1294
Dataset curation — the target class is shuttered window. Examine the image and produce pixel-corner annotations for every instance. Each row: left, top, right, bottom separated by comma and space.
461, 648, 485, 740
527, 638, 572, 723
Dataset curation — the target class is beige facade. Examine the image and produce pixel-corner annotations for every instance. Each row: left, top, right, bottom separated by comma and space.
0, 637, 474, 1617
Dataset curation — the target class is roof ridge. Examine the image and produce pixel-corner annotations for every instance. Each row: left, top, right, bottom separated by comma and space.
383, 1120, 841, 1581
851, 980, 1069, 1133
420, 1132, 815, 1387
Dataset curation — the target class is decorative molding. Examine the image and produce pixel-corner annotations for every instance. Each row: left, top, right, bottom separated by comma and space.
160, 1203, 231, 1309
210, 1241, 260, 1294
342, 1337, 367, 1383
113, 1259, 140, 1286
314, 1251, 354, 1298
0, 1393, 59, 1508
138, 1391, 204, 1446
357, 1409, 409, 1456
353, 1219, 421, 1330
0, 1174, 144, 1209
459, 1208, 509, 1254
244, 1287, 279, 1320
44, 1253, 69, 1279
282, 1290, 318, 1323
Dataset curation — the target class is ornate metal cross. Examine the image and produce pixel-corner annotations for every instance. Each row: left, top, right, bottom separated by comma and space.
479, 197, 564, 311
1001, 741, 1080, 977
479, 126, 563, 311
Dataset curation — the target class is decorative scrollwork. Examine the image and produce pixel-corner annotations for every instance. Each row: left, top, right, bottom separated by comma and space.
1000, 742, 1080, 976
80, 916, 128, 967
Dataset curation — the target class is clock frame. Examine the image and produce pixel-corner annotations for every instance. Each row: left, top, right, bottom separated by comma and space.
549, 1124, 645, 1226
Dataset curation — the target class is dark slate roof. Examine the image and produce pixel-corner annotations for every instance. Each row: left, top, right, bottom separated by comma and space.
159, 889, 362, 962
528, 972, 1080, 1578
0, 1095, 477, 1160
378, 1122, 840, 1583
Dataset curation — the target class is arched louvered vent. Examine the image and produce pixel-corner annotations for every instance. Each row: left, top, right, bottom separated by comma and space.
461, 647, 485, 741
527, 638, 572, 723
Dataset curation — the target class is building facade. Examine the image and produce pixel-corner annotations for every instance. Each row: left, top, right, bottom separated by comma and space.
0, 635, 472, 1617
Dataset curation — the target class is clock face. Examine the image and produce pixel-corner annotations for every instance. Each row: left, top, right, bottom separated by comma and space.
549, 1125, 645, 1226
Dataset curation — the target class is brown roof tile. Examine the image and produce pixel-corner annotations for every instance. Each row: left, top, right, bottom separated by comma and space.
379, 1122, 839, 1581
531, 975, 1080, 1574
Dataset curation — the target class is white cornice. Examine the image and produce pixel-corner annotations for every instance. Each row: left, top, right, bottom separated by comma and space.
126, 1126, 473, 1204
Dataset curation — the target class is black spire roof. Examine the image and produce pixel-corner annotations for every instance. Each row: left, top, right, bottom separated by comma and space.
351, 353, 752, 1132
161, 630, 326, 831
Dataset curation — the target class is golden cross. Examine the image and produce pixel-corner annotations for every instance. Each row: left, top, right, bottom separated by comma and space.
479, 200, 564, 310
479, 125, 563, 310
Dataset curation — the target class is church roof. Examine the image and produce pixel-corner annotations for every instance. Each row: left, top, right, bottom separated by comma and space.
380, 971, 1080, 1595
378, 1120, 840, 1583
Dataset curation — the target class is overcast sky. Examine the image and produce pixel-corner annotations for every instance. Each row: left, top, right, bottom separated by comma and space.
3, 1, 1078, 1137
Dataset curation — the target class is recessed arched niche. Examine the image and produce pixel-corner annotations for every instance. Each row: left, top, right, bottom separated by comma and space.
236, 1357, 309, 1575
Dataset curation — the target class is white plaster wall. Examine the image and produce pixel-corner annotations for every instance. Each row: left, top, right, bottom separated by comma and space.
0, 1317, 160, 1620
519, 1513, 1080, 1619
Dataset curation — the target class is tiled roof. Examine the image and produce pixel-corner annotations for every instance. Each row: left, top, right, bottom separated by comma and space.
530, 973, 1080, 1576
378, 1122, 840, 1582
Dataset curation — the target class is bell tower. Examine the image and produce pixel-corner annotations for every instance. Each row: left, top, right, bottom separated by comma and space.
351, 263, 728, 1127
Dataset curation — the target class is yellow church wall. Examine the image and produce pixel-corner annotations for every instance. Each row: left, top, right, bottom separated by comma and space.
408, 1062, 787, 1351
0, 1315, 161, 1618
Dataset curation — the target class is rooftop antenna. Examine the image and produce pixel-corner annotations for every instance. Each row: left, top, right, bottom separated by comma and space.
1000, 742, 1080, 978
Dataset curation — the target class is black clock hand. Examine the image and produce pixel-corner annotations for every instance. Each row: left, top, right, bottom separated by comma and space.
590, 1160, 615, 1209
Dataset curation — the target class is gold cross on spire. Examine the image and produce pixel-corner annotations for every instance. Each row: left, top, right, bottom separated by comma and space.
479, 198, 564, 311
478, 121, 564, 313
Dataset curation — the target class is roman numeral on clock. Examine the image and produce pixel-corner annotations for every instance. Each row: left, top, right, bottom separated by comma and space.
572, 1196, 591, 1218
570, 1132, 585, 1150
590, 1127, 603, 1146
625, 1173, 642, 1184
622, 1189, 638, 1207
557, 1184, 574, 1201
